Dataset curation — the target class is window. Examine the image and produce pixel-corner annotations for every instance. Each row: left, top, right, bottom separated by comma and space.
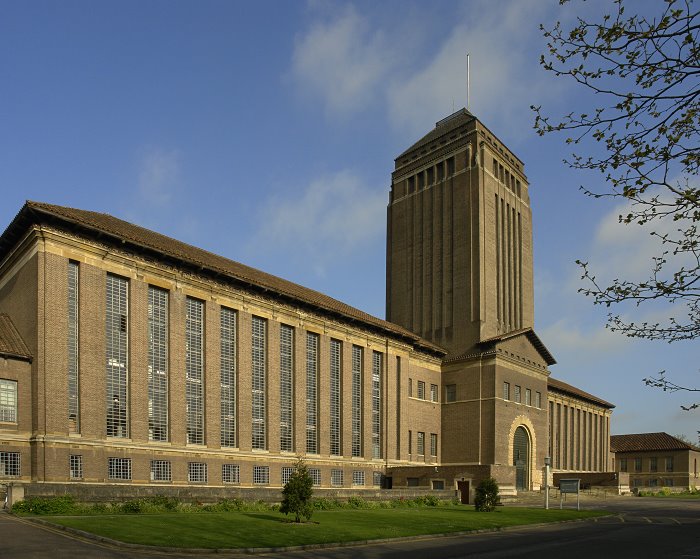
447, 156, 455, 175
309, 468, 321, 486
417, 432, 425, 455
535, 391, 542, 408
150, 460, 171, 482
220, 307, 237, 448
106, 275, 128, 438
0, 452, 20, 476
188, 462, 207, 483
430, 433, 438, 457
620, 458, 627, 472
306, 332, 319, 453
373, 472, 383, 487
0, 379, 17, 423
664, 478, 674, 487
252, 316, 267, 450
432, 480, 444, 490
186, 298, 204, 445
407, 477, 419, 487
634, 458, 642, 472
417, 381, 425, 400
330, 339, 342, 456
408, 176, 415, 193
408, 430, 412, 455
148, 286, 169, 441
108, 457, 131, 480
371, 352, 382, 459
352, 471, 365, 486
351, 346, 363, 457
222, 464, 240, 484
253, 465, 269, 485
331, 469, 344, 486
70, 455, 83, 480
650, 457, 658, 472
437, 161, 444, 181
514, 385, 521, 403
282, 466, 294, 485
503, 382, 510, 400
427, 167, 434, 184
67, 261, 79, 433
279, 324, 294, 452
648, 479, 658, 487
408, 378, 413, 397
417, 172, 424, 190
666, 457, 674, 472
445, 384, 456, 402
525, 388, 531, 406
430, 384, 438, 402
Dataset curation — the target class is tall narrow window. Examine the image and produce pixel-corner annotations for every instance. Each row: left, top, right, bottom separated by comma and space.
69, 455, 83, 479
430, 433, 438, 457
67, 261, 79, 433
148, 286, 168, 441
251, 316, 267, 450
351, 345, 363, 457
330, 339, 342, 456
417, 381, 425, 399
430, 383, 438, 402
371, 351, 382, 459
417, 431, 425, 455
220, 307, 237, 447
106, 274, 128, 437
279, 324, 294, 452
186, 298, 204, 445
306, 332, 319, 453
0, 380, 17, 423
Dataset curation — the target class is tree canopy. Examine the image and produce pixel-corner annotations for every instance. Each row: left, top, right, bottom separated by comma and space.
280, 458, 314, 523
534, 0, 700, 417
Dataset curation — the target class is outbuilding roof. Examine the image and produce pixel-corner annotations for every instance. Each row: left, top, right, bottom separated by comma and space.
611, 432, 699, 453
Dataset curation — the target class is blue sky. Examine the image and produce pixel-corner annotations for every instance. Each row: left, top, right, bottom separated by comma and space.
1, 0, 697, 441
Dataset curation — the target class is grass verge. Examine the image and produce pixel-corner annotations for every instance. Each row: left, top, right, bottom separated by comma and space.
41, 507, 607, 549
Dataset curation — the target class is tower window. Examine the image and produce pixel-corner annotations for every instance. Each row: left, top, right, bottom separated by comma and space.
427, 167, 434, 184
408, 176, 415, 193
447, 157, 455, 175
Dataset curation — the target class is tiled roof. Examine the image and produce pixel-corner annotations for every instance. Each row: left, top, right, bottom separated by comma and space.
478, 327, 557, 366
0, 314, 31, 361
548, 376, 615, 409
611, 432, 700, 453
396, 109, 476, 161
0, 201, 445, 357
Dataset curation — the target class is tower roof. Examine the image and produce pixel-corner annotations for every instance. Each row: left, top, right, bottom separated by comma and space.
396, 108, 476, 160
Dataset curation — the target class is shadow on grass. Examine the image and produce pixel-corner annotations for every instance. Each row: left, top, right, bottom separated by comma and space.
242, 512, 320, 525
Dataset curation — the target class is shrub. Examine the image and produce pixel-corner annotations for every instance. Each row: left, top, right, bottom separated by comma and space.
11, 495, 76, 515
474, 477, 500, 512
280, 458, 314, 523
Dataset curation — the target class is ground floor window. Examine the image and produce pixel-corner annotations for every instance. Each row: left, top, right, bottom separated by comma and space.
150, 460, 171, 481
281, 466, 294, 485
69, 455, 83, 480
309, 468, 321, 486
253, 466, 269, 485
407, 477, 419, 487
331, 469, 343, 486
108, 457, 131, 480
188, 462, 207, 483
352, 471, 365, 486
432, 480, 444, 490
0, 452, 20, 476
373, 471, 383, 487
663, 478, 674, 487
222, 464, 240, 483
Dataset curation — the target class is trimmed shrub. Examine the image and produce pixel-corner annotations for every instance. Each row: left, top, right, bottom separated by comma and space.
474, 477, 500, 512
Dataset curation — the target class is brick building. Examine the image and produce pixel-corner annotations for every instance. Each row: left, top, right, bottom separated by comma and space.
611, 433, 699, 491
0, 110, 613, 501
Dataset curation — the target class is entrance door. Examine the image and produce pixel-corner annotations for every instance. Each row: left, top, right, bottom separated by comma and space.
457, 481, 470, 504
514, 426, 530, 491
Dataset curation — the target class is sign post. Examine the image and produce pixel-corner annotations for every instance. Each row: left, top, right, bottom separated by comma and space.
558, 478, 581, 511
544, 457, 551, 510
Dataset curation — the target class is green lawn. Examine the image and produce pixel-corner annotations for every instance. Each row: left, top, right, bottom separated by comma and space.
43, 507, 608, 549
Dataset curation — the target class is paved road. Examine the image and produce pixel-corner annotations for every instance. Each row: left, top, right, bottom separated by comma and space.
0, 497, 698, 558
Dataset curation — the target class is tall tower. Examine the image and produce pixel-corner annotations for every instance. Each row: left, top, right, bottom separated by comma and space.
386, 109, 534, 357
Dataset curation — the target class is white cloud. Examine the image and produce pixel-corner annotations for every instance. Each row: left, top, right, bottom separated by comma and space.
291, 5, 393, 114
539, 317, 629, 357
290, 1, 561, 137
137, 148, 180, 207
251, 170, 386, 276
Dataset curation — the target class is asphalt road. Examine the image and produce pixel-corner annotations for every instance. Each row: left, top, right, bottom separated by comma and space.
0, 497, 698, 558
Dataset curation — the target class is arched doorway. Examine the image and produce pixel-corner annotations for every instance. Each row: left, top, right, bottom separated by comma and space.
513, 426, 530, 491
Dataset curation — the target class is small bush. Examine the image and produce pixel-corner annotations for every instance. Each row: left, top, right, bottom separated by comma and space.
280, 458, 314, 522
474, 477, 500, 512
11, 495, 76, 515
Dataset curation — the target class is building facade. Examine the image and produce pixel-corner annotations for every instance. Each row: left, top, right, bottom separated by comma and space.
611, 432, 700, 491
0, 110, 614, 501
